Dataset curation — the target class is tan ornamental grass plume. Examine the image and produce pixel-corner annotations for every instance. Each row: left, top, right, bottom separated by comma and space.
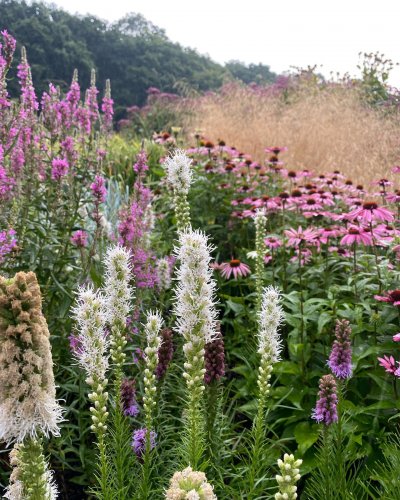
186, 82, 400, 186
0, 272, 62, 444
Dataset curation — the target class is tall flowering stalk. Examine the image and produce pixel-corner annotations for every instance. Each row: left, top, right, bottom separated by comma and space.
0, 272, 62, 499
139, 311, 163, 497
143, 311, 163, 432
72, 285, 110, 498
174, 229, 218, 468
254, 209, 267, 312
102, 245, 135, 497
248, 286, 284, 497
164, 149, 193, 231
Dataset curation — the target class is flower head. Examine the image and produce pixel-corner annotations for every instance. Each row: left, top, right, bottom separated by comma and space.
71, 285, 109, 382
220, 259, 251, 280
132, 428, 156, 458
90, 175, 107, 204
0, 272, 63, 444
121, 378, 139, 417
70, 230, 88, 248
312, 374, 338, 425
174, 229, 218, 344
103, 245, 134, 326
257, 286, 284, 362
166, 466, 216, 499
164, 149, 193, 194
374, 289, 400, 307
328, 319, 352, 379
204, 325, 225, 384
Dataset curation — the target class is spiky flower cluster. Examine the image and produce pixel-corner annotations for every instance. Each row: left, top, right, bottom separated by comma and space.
174, 230, 218, 387
257, 286, 284, 398
0, 272, 62, 444
164, 149, 193, 231
5, 440, 58, 500
253, 209, 267, 311
157, 256, 174, 291
72, 286, 109, 436
328, 319, 352, 379
312, 374, 338, 425
174, 229, 218, 466
275, 454, 302, 500
72, 286, 109, 382
103, 245, 134, 369
143, 311, 163, 430
164, 149, 193, 195
165, 466, 216, 499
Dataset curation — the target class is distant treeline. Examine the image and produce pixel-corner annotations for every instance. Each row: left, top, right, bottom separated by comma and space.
0, 0, 277, 118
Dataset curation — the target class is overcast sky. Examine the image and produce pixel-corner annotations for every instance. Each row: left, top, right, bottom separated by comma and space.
49, 0, 400, 85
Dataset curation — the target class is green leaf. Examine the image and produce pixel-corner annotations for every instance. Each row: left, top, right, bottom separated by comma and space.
294, 421, 320, 454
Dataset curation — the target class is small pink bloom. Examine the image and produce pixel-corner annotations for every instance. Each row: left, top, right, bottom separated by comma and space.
393, 333, 400, 342
375, 289, 400, 307
377, 355, 398, 374
220, 259, 251, 280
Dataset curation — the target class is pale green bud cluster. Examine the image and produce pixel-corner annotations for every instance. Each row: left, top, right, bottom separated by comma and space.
253, 209, 267, 312
275, 454, 302, 500
87, 376, 109, 437
5, 439, 58, 499
143, 311, 163, 429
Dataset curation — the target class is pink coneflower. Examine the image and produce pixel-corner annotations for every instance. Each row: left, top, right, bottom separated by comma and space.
264, 146, 288, 154
377, 355, 399, 375
220, 259, 251, 280
347, 201, 394, 223
340, 226, 373, 246
393, 333, 400, 342
264, 236, 282, 249
284, 226, 319, 247
374, 289, 400, 306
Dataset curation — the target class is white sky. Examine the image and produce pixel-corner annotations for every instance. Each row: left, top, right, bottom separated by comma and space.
48, 0, 400, 85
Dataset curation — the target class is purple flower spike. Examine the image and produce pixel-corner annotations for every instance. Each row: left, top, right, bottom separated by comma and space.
121, 378, 139, 417
328, 319, 352, 379
132, 428, 156, 458
312, 374, 338, 425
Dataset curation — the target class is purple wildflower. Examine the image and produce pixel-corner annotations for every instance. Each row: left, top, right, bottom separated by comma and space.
121, 378, 140, 417
51, 157, 69, 181
328, 319, 352, 379
101, 79, 113, 130
90, 175, 107, 203
312, 374, 338, 425
68, 334, 83, 356
70, 230, 88, 248
204, 327, 225, 384
156, 328, 174, 379
133, 149, 149, 174
132, 428, 156, 458
0, 229, 17, 263
1, 30, 16, 67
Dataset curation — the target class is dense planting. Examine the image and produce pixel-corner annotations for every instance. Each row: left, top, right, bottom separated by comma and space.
1, 31, 400, 499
